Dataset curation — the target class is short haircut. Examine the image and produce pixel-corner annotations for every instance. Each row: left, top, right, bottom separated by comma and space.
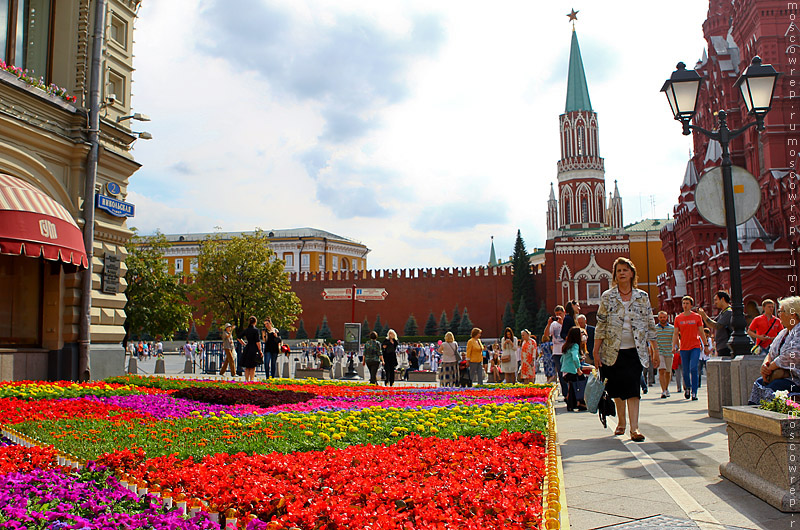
762, 299, 775, 307
779, 296, 800, 318
682, 296, 694, 305
369, 331, 378, 340
658, 311, 668, 317
715, 291, 731, 304
471, 327, 482, 338
576, 314, 587, 322
611, 257, 639, 288
554, 305, 565, 313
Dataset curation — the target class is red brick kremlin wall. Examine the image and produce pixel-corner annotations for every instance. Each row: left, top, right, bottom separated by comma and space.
289, 267, 516, 339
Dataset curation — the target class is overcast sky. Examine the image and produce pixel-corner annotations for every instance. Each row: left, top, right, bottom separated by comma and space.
127, 0, 710, 268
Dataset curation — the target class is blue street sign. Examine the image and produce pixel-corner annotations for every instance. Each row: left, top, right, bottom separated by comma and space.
96, 194, 135, 217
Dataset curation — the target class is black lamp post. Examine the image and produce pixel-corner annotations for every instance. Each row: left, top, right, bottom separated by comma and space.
661, 56, 780, 356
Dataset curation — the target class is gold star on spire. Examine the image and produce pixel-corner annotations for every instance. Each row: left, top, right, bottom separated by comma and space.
567, 8, 579, 23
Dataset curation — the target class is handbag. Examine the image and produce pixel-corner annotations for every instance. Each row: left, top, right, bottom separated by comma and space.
764, 368, 791, 384
585, 372, 605, 413
573, 376, 587, 402
598, 390, 616, 428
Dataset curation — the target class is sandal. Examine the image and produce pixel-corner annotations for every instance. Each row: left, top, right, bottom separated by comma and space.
614, 425, 626, 436
630, 431, 645, 442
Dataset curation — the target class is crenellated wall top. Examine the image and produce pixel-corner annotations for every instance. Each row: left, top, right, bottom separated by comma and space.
289, 265, 513, 282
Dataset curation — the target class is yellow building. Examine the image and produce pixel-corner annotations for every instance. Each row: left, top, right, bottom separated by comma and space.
159, 229, 370, 279
625, 219, 670, 307
0, 1, 144, 380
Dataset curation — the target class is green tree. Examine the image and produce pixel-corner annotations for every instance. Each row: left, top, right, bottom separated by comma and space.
314, 325, 321, 339
382, 323, 391, 337
515, 295, 533, 334
295, 319, 308, 340
502, 301, 514, 332
373, 315, 383, 334
458, 308, 474, 335
534, 301, 550, 340
280, 328, 290, 340
449, 305, 461, 334
361, 317, 370, 341
192, 230, 302, 333
404, 314, 419, 336
438, 311, 449, 335
511, 229, 538, 324
124, 231, 192, 342
205, 321, 222, 340
318, 316, 333, 340
424, 312, 438, 335
188, 323, 200, 341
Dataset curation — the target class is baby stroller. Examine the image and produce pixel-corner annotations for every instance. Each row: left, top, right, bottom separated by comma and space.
458, 360, 472, 388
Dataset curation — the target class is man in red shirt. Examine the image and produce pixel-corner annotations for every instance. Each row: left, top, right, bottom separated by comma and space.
672, 296, 709, 401
748, 299, 783, 355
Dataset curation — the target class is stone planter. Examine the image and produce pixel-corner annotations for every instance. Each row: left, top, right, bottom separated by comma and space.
294, 368, 327, 380
408, 371, 437, 382
721, 405, 800, 512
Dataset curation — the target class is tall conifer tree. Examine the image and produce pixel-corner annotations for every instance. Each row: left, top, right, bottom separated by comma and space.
511, 230, 537, 325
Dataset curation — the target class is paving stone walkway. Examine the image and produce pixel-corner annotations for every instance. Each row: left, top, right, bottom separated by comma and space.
555, 381, 795, 530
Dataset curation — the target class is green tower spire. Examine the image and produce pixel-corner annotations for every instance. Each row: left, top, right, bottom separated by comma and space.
565, 29, 593, 113
489, 236, 497, 267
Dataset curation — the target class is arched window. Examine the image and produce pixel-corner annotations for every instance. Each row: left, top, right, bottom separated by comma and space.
577, 126, 585, 156
563, 127, 571, 158
564, 201, 572, 224
581, 197, 589, 223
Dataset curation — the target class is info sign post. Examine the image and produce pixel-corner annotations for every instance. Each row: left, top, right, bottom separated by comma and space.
343, 323, 361, 353
322, 284, 388, 322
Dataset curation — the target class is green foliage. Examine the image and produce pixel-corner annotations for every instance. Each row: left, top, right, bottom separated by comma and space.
449, 305, 461, 334
458, 308, 474, 335
191, 230, 302, 332
318, 316, 333, 339
295, 319, 308, 340
124, 230, 192, 341
314, 325, 321, 339
361, 317, 370, 341
502, 301, 514, 333
205, 321, 222, 341
511, 230, 538, 325
534, 302, 550, 340
382, 323, 391, 337
187, 323, 200, 341
438, 311, 449, 335
424, 312, 438, 336
515, 296, 533, 334
373, 315, 383, 334
404, 314, 419, 336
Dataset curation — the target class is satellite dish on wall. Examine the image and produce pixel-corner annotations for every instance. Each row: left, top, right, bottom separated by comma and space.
695, 165, 760, 227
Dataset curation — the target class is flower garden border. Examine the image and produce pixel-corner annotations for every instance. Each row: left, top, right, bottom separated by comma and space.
1, 378, 567, 529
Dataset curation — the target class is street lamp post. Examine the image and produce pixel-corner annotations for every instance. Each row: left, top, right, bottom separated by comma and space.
661, 57, 780, 356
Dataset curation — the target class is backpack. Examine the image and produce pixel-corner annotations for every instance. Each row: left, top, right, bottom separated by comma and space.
364, 340, 381, 363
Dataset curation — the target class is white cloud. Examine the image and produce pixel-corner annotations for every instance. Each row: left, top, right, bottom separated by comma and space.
129, 0, 709, 268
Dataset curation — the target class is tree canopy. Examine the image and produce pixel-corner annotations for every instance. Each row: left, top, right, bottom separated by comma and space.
458, 308, 474, 335
192, 230, 302, 333
124, 231, 192, 341
424, 312, 438, 335
511, 230, 538, 325
404, 314, 419, 336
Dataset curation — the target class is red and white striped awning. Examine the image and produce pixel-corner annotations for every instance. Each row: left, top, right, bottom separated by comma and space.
0, 174, 88, 268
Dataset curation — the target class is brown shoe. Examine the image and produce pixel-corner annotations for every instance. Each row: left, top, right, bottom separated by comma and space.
630, 431, 645, 442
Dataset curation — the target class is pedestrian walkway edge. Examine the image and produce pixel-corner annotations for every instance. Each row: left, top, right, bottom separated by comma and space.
544, 383, 570, 530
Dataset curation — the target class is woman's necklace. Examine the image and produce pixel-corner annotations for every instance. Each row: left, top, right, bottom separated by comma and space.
619, 286, 632, 298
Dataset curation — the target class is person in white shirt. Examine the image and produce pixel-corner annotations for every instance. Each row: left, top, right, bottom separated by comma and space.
543, 306, 567, 396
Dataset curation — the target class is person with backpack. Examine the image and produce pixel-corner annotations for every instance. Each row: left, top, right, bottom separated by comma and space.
363, 331, 383, 385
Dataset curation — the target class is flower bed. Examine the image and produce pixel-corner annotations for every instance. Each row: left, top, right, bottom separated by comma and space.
0, 379, 560, 528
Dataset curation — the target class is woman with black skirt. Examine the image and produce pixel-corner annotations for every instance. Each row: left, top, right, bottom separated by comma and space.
592, 257, 658, 442
237, 316, 263, 383
382, 329, 399, 386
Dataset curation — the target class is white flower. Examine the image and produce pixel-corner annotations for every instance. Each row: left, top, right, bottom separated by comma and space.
775, 390, 790, 401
